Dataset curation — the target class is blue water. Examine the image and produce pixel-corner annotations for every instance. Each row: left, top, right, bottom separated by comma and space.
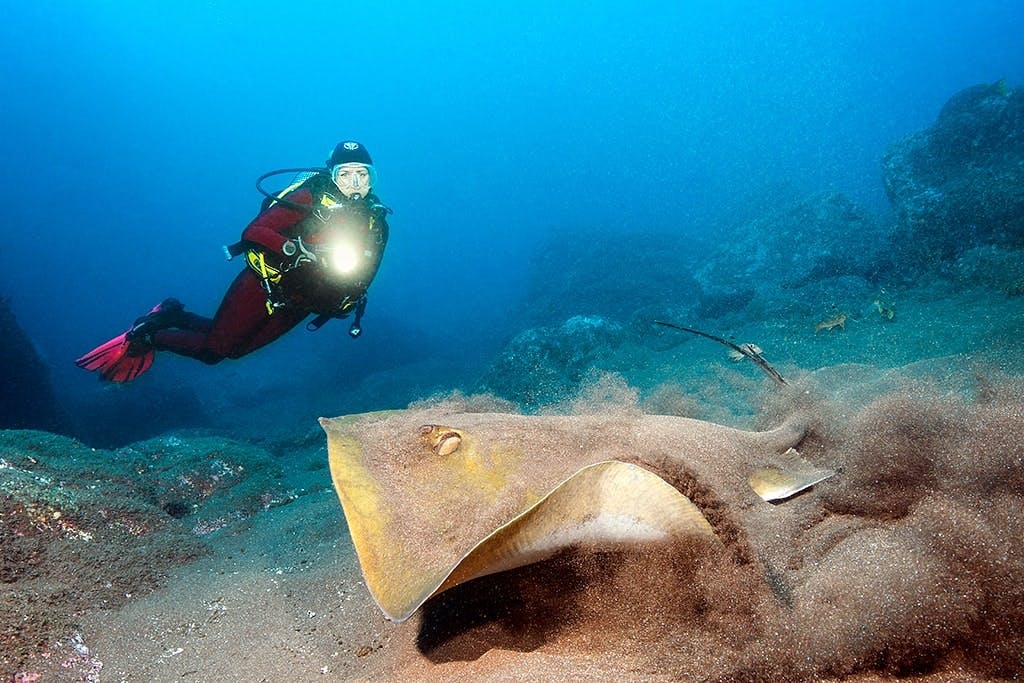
4, 5, 1024, 679
1, 1, 1022, 436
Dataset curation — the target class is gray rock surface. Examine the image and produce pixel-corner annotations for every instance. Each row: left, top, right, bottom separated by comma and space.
882, 80, 1024, 265
518, 231, 705, 326
0, 296, 66, 432
693, 192, 891, 319
480, 315, 627, 408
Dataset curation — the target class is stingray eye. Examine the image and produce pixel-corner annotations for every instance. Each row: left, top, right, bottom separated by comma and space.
418, 424, 463, 456
434, 432, 463, 456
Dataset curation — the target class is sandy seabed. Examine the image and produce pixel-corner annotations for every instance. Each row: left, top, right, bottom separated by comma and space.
31, 367, 1019, 682
6, 288, 1024, 681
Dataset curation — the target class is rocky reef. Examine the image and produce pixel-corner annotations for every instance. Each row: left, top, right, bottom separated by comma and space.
691, 191, 892, 321
479, 315, 627, 408
517, 230, 706, 325
0, 429, 294, 676
483, 82, 1023, 410
883, 79, 1024, 268
484, 192, 898, 408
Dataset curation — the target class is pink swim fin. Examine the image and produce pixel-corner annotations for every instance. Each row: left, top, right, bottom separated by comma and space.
75, 331, 155, 382
75, 299, 180, 383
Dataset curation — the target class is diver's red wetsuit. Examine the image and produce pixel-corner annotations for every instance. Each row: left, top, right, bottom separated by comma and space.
152, 183, 388, 364
75, 141, 389, 382
151, 190, 313, 363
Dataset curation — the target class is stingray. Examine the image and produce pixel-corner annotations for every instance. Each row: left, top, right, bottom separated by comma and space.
320, 409, 832, 622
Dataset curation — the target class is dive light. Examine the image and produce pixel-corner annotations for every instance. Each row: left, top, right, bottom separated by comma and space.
327, 242, 361, 275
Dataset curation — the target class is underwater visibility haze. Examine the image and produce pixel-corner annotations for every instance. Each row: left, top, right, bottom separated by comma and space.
2, 1, 1024, 680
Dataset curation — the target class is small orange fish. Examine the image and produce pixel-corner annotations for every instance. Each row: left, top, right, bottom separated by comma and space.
814, 312, 847, 333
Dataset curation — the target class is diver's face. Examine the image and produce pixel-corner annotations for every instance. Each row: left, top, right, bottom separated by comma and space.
333, 163, 372, 198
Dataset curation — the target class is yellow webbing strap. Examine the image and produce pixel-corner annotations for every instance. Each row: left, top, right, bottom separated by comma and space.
265, 178, 311, 210
246, 250, 284, 316
246, 250, 282, 283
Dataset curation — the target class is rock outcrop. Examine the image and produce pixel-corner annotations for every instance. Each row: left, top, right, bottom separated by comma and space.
0, 296, 66, 432
883, 79, 1024, 267
480, 315, 627, 408
692, 192, 891, 320
517, 231, 705, 326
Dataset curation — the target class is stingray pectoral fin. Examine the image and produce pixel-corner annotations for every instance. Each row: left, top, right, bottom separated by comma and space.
325, 413, 718, 622
430, 461, 718, 612
749, 448, 834, 502
323, 415, 432, 622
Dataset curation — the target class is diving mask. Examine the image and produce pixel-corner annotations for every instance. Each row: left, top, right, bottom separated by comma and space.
332, 162, 376, 198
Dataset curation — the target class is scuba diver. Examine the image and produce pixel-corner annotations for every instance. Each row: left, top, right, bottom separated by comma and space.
76, 140, 390, 382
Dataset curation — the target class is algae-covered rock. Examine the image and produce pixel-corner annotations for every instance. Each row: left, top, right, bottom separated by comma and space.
693, 192, 891, 320
882, 80, 1024, 267
480, 315, 627, 408
0, 429, 291, 674
115, 434, 295, 535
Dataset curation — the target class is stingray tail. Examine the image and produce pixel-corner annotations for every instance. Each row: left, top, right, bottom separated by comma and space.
654, 320, 787, 385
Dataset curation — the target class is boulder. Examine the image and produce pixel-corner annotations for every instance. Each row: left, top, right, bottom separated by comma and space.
950, 245, 1024, 294
693, 192, 891, 319
480, 315, 627, 408
0, 296, 67, 432
882, 80, 1024, 266
517, 231, 705, 326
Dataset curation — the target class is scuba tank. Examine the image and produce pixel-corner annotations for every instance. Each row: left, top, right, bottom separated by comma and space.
222, 168, 323, 260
